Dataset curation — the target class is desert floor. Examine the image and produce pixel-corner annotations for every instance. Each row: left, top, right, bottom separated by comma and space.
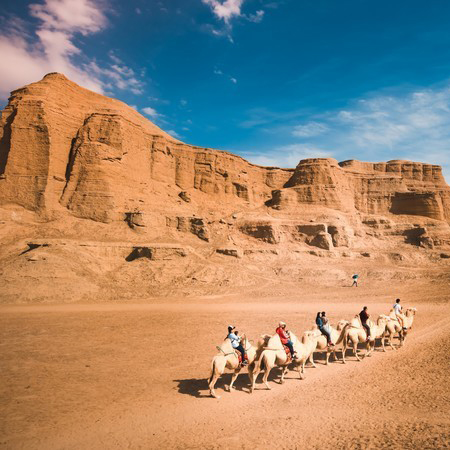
1, 281, 449, 449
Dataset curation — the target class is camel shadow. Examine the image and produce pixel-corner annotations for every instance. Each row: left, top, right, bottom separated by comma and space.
174, 371, 256, 398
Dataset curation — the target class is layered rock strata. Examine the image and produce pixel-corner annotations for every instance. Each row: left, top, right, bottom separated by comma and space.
1, 73, 449, 230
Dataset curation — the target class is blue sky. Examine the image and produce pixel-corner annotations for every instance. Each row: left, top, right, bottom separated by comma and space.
1, 0, 450, 179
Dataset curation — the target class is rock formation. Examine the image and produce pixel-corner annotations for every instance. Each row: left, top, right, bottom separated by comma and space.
1, 73, 449, 302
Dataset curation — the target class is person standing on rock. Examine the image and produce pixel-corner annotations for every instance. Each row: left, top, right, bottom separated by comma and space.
352, 274, 359, 287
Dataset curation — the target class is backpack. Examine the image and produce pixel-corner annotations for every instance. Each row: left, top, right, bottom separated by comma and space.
352, 274, 358, 279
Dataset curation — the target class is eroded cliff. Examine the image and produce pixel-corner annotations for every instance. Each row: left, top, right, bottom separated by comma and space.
1, 74, 449, 303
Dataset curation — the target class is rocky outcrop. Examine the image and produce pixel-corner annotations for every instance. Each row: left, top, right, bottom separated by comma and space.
0, 73, 449, 231
269, 158, 450, 222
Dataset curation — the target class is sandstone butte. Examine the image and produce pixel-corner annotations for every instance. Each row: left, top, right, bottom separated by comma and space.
0, 73, 449, 303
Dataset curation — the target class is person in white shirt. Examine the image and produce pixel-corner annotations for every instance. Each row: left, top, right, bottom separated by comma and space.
393, 298, 406, 330
227, 325, 248, 365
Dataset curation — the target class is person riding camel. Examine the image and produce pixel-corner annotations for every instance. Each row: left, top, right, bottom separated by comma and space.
359, 306, 371, 342
316, 312, 333, 347
227, 325, 248, 366
393, 298, 407, 330
275, 322, 297, 360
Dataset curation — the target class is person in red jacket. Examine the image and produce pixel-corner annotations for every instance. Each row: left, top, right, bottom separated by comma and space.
276, 321, 297, 360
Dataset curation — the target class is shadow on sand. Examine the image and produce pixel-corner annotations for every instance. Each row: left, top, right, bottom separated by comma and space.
174, 369, 282, 398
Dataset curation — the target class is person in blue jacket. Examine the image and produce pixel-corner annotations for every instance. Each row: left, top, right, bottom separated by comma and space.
316, 312, 333, 346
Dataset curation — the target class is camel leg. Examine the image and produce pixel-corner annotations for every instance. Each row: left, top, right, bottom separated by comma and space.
342, 343, 347, 364
250, 368, 259, 393
398, 331, 404, 348
228, 369, 240, 391
325, 351, 330, 365
354, 342, 361, 361
299, 361, 305, 380
209, 371, 222, 399
308, 353, 317, 368
280, 366, 289, 384
381, 333, 386, 352
208, 358, 226, 399
262, 367, 272, 390
387, 333, 396, 351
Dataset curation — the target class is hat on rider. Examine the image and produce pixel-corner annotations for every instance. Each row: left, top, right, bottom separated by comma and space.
279, 321, 286, 327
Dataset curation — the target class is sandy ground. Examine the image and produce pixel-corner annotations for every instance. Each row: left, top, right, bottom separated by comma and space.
1, 282, 450, 449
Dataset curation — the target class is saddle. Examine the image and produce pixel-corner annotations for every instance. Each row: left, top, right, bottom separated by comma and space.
282, 344, 292, 362
233, 350, 248, 365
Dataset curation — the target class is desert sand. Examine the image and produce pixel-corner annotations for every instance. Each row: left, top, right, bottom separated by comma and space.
1, 74, 450, 448
1, 282, 450, 449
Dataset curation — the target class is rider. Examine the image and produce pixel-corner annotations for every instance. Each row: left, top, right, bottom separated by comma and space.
227, 325, 248, 365
359, 306, 371, 341
393, 298, 407, 330
276, 322, 297, 360
316, 312, 333, 347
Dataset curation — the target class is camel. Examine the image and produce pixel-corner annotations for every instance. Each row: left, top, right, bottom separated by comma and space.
367, 315, 390, 352
250, 332, 302, 392
208, 335, 259, 399
384, 307, 417, 349
341, 315, 375, 363
308, 320, 350, 366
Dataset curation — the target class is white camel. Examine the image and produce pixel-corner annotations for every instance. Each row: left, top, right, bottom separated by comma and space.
385, 307, 417, 349
367, 315, 390, 353
250, 332, 302, 392
342, 315, 375, 363
208, 335, 259, 399
308, 321, 350, 366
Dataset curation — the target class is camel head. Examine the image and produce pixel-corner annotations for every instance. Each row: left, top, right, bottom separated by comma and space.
336, 319, 349, 330
405, 307, 417, 316
257, 334, 272, 348
377, 315, 390, 324
302, 330, 317, 344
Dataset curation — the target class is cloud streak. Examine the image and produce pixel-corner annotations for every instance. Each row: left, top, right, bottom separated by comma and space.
241, 84, 450, 179
0, 0, 144, 98
202, 0, 244, 24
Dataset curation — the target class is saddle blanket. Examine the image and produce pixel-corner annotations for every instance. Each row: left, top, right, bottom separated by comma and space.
282, 344, 292, 362
234, 350, 248, 364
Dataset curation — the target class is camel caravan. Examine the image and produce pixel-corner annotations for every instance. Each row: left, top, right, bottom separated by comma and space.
208, 299, 417, 398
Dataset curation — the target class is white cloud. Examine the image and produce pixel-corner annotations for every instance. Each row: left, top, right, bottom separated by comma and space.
167, 129, 182, 139
202, 0, 244, 24
244, 144, 333, 168
242, 85, 450, 179
142, 106, 159, 118
0, 0, 145, 98
247, 10, 264, 23
230, 77, 237, 84
292, 122, 328, 138
29, 0, 106, 34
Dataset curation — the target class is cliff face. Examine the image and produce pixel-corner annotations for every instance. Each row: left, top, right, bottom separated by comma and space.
0, 73, 294, 222
1, 73, 449, 226
1, 73, 450, 227
1, 74, 450, 303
